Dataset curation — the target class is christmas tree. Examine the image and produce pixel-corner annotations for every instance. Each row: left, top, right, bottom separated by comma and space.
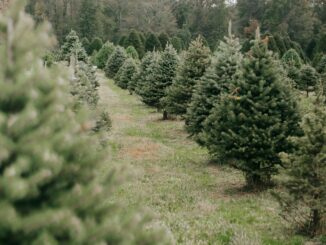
105, 46, 127, 78
274, 98, 326, 236
145, 32, 162, 52
158, 32, 170, 49
126, 46, 139, 60
299, 64, 319, 96
0, 1, 171, 244
125, 30, 145, 58
162, 36, 211, 116
204, 29, 301, 187
186, 25, 243, 145
282, 49, 303, 87
60, 30, 88, 63
114, 58, 138, 90
93, 41, 115, 69
89, 37, 103, 55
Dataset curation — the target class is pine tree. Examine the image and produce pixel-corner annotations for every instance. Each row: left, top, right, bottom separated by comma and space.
89, 37, 103, 55
268, 35, 280, 55
274, 99, 326, 236
139, 45, 178, 118
81, 37, 91, 54
126, 30, 145, 58
145, 32, 162, 52
132, 52, 156, 96
204, 30, 301, 188
185, 29, 243, 145
126, 46, 139, 60
93, 41, 115, 69
316, 54, 326, 74
0, 2, 171, 244
298, 65, 319, 96
158, 32, 170, 49
105, 46, 127, 78
162, 36, 211, 116
171, 36, 183, 52
114, 58, 138, 90
61, 30, 88, 63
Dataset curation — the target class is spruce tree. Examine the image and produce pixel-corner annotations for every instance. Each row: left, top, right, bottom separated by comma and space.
126, 30, 145, 58
0, 2, 171, 244
316, 54, 326, 74
105, 46, 127, 78
93, 41, 115, 69
78, 0, 98, 40
185, 29, 243, 145
126, 46, 139, 60
274, 99, 326, 236
145, 32, 162, 52
268, 35, 280, 55
114, 58, 138, 90
298, 65, 319, 96
171, 36, 183, 52
81, 37, 91, 54
61, 30, 88, 63
158, 32, 170, 49
282, 49, 303, 87
139, 45, 178, 118
204, 30, 301, 187
162, 36, 211, 116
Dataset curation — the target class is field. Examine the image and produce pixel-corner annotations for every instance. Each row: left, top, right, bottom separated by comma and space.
98, 72, 307, 245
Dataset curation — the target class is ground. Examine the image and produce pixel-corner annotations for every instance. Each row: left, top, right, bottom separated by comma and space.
98, 72, 307, 245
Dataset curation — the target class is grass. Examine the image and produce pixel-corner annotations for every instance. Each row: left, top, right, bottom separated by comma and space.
98, 72, 308, 245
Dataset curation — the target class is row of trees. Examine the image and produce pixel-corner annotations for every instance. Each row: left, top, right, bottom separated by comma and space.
0, 1, 172, 243
101, 23, 325, 236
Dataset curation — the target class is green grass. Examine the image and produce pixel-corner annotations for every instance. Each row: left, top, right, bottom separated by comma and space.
98, 73, 308, 245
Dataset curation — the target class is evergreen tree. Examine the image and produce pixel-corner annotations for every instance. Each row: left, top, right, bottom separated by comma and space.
267, 35, 280, 55
145, 32, 162, 52
118, 35, 127, 47
186, 29, 243, 145
105, 46, 127, 78
139, 45, 179, 119
162, 37, 211, 116
171, 36, 183, 52
133, 52, 156, 96
274, 99, 326, 236
158, 32, 170, 49
204, 31, 301, 187
316, 54, 326, 74
0, 2, 171, 244
114, 58, 138, 90
126, 46, 139, 60
126, 30, 145, 58
81, 37, 91, 54
299, 65, 319, 96
61, 30, 88, 63
79, 0, 98, 40
282, 49, 303, 87
274, 34, 287, 55
93, 41, 115, 69
89, 37, 103, 55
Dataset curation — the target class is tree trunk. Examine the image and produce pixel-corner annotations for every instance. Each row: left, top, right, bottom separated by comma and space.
163, 110, 168, 120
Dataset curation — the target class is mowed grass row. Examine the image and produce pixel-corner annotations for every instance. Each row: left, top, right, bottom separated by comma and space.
98, 72, 307, 245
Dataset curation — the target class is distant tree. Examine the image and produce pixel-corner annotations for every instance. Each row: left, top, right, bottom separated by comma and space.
162, 37, 211, 116
186, 27, 243, 145
79, 0, 98, 40
115, 58, 138, 90
204, 31, 301, 188
126, 46, 139, 60
171, 36, 183, 52
105, 46, 127, 78
118, 35, 127, 47
299, 65, 319, 96
89, 37, 103, 55
145, 32, 162, 52
93, 41, 115, 69
81, 37, 91, 54
316, 54, 326, 74
282, 49, 303, 87
274, 34, 287, 55
158, 32, 170, 49
274, 99, 326, 236
126, 30, 145, 58
267, 35, 280, 55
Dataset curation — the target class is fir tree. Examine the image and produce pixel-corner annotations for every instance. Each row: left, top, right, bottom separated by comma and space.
81, 37, 91, 54
299, 65, 319, 96
132, 52, 156, 96
139, 45, 179, 118
268, 35, 280, 55
61, 30, 88, 63
171, 36, 183, 52
282, 49, 303, 87
89, 37, 103, 55
145, 32, 162, 52
105, 46, 127, 78
274, 99, 326, 236
186, 28, 243, 145
0, 2, 171, 244
162, 36, 211, 116
204, 30, 301, 187
126, 30, 145, 58
126, 46, 139, 60
118, 35, 127, 47
316, 54, 326, 74
114, 58, 138, 90
93, 41, 115, 69
79, 0, 98, 40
